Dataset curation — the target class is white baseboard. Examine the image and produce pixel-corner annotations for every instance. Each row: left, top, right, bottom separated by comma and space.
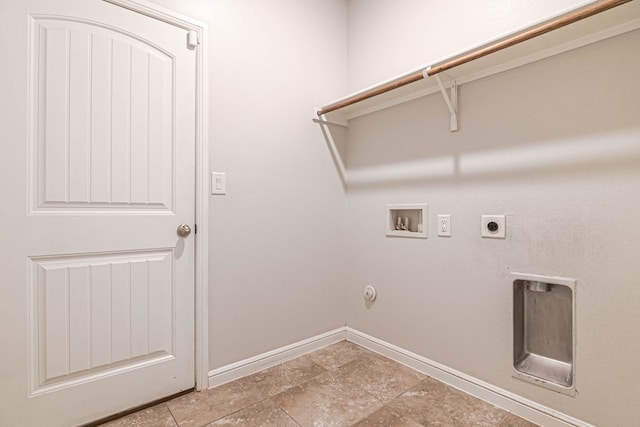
345, 328, 591, 427
207, 328, 345, 388
207, 326, 591, 427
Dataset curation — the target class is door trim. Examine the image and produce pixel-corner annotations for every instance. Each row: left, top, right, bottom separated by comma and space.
104, 0, 209, 391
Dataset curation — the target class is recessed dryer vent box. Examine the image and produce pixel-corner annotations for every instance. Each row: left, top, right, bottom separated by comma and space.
512, 273, 576, 396
386, 204, 427, 238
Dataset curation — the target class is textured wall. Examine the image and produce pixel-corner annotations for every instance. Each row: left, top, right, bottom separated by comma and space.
146, 0, 350, 369
347, 0, 595, 90
135, 2, 640, 424
344, 2, 640, 423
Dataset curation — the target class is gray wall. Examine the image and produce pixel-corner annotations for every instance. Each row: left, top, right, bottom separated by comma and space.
147, 0, 350, 369
145, 1, 640, 424
344, 1, 640, 424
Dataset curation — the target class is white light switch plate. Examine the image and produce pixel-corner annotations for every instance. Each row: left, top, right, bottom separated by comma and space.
211, 172, 226, 195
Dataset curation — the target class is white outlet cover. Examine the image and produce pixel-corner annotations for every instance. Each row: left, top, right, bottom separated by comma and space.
437, 214, 451, 237
481, 215, 506, 239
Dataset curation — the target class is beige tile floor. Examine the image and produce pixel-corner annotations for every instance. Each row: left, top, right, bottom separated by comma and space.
100, 341, 537, 426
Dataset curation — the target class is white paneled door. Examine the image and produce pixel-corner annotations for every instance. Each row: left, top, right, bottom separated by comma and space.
0, 1, 197, 425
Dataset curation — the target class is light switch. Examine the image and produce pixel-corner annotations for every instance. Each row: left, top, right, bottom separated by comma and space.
211, 172, 226, 195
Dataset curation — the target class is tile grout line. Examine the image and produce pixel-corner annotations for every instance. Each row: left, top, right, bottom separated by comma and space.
198, 392, 272, 427
165, 402, 180, 427
277, 406, 302, 427
103, 341, 538, 426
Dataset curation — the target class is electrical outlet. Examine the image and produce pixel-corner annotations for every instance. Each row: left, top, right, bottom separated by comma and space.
481, 215, 506, 239
437, 214, 451, 237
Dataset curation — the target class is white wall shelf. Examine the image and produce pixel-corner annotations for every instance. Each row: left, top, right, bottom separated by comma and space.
314, 1, 640, 125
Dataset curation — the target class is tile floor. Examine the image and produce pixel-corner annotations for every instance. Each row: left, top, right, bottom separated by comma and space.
100, 341, 537, 426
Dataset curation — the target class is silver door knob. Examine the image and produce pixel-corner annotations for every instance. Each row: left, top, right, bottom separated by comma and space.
177, 224, 191, 238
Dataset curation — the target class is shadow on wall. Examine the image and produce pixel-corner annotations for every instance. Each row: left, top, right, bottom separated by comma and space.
317, 31, 640, 189
343, 132, 640, 189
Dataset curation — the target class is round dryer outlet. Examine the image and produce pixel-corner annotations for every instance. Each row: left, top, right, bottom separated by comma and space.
481, 215, 506, 239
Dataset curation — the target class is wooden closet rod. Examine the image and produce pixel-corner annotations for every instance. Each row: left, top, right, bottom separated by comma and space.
427, 0, 631, 76
317, 0, 631, 116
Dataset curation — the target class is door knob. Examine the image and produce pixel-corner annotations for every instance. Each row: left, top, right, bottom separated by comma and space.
177, 224, 191, 238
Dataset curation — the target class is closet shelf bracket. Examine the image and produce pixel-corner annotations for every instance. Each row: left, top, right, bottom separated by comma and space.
430, 69, 458, 132
312, 107, 348, 127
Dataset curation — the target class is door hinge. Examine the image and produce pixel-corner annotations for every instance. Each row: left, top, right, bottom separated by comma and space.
187, 30, 199, 49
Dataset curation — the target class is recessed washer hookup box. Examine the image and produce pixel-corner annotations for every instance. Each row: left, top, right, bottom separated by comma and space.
512, 273, 576, 396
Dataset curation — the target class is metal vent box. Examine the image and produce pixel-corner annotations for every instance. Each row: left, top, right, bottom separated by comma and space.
512, 273, 576, 396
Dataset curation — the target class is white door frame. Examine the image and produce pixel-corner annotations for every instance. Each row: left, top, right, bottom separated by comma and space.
104, 0, 209, 391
